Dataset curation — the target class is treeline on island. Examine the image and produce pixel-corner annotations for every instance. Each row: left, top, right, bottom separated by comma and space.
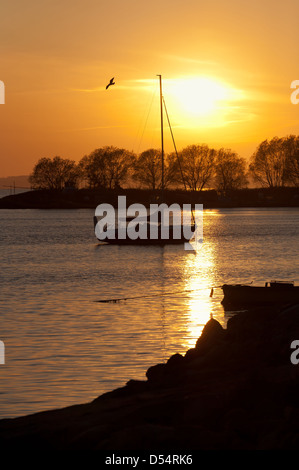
28, 135, 299, 193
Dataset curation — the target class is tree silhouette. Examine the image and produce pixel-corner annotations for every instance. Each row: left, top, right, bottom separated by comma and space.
133, 149, 177, 190
173, 144, 216, 191
79, 146, 135, 189
214, 149, 248, 192
133, 149, 162, 190
28, 136, 299, 193
29, 156, 79, 190
283, 135, 299, 187
249, 137, 288, 188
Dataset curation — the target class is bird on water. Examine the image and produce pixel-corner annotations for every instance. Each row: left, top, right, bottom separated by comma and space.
106, 77, 115, 89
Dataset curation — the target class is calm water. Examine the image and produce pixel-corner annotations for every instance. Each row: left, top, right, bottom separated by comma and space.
0, 207, 298, 418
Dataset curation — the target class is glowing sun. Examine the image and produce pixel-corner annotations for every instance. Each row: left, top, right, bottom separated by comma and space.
167, 77, 231, 117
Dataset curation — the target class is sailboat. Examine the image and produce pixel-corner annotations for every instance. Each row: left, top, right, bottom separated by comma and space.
94, 75, 196, 245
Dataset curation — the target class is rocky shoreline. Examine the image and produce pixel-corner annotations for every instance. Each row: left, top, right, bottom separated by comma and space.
1, 304, 299, 450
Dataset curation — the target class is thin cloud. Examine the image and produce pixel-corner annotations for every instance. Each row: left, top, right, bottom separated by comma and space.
71, 87, 105, 93
161, 54, 218, 67
58, 125, 129, 132
71, 84, 142, 93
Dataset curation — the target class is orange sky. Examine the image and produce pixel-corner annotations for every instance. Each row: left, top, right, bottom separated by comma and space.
0, 0, 298, 177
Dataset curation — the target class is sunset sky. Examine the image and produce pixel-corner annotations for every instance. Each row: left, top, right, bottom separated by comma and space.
0, 0, 298, 177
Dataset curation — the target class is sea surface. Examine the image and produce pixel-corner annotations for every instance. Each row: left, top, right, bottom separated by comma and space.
0, 207, 298, 418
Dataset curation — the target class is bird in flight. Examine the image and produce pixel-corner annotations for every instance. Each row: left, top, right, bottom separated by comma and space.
106, 77, 115, 90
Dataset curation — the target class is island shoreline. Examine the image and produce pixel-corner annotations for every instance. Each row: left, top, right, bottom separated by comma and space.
0, 187, 299, 210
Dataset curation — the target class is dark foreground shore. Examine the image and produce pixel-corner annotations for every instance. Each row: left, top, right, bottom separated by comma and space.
1, 304, 299, 450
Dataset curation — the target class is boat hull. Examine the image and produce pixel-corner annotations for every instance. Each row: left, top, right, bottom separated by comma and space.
222, 283, 299, 307
94, 216, 196, 245
95, 226, 194, 245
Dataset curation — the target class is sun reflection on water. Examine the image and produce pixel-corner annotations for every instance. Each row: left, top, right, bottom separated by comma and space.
181, 236, 223, 350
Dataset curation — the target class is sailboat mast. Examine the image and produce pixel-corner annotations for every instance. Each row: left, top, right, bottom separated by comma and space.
157, 74, 164, 192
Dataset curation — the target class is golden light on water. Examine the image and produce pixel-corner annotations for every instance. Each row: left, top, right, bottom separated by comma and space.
181, 239, 218, 350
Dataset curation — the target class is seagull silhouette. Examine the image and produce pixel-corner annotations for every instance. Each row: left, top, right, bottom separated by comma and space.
106, 77, 115, 90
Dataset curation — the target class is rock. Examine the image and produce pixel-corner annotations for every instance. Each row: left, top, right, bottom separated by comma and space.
146, 354, 186, 386
146, 363, 166, 382
166, 353, 184, 368
195, 318, 225, 350
101, 424, 176, 450
125, 379, 148, 393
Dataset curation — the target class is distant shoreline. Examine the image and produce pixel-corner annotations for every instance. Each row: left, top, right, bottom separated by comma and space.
0, 187, 298, 210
